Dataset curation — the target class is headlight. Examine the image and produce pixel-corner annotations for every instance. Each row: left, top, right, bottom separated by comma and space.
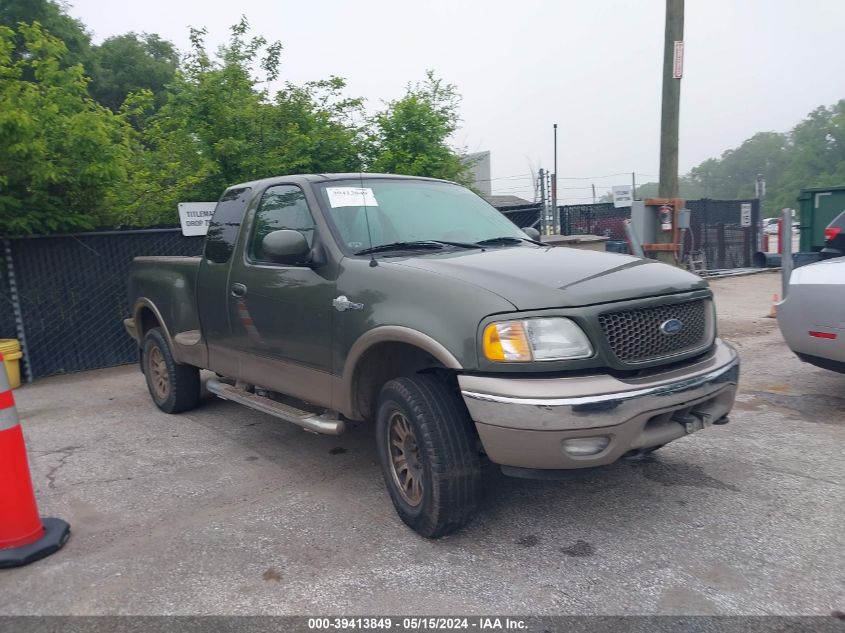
483, 317, 593, 362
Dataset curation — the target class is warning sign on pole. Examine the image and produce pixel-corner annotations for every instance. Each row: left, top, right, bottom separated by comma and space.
673, 41, 684, 79
740, 203, 752, 227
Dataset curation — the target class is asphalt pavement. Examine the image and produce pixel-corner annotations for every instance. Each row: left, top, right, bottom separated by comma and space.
0, 270, 843, 615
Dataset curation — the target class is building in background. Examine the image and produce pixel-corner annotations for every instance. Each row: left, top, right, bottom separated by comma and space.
465, 151, 491, 195
482, 194, 534, 209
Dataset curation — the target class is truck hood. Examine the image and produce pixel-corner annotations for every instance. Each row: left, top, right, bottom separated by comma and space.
391, 245, 708, 310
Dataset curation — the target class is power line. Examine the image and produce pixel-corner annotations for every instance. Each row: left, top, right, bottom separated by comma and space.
474, 173, 533, 183
484, 171, 659, 184
554, 172, 630, 180
492, 184, 598, 192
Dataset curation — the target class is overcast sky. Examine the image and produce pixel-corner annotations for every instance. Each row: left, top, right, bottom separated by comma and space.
68, 0, 845, 202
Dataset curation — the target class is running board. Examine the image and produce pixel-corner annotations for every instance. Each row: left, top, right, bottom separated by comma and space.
205, 378, 345, 435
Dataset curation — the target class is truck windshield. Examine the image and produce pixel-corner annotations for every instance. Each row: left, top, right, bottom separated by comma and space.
314, 179, 528, 254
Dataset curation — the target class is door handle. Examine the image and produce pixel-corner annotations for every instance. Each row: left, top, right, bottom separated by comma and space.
332, 295, 363, 312
230, 282, 247, 298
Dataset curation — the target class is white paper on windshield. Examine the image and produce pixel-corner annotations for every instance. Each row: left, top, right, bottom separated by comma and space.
326, 187, 378, 208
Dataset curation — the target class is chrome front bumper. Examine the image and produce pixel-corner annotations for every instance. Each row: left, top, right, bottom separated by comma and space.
459, 340, 739, 469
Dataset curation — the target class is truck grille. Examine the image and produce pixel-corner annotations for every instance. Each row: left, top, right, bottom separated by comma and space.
597, 299, 710, 364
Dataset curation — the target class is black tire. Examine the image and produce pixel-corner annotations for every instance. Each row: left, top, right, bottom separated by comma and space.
375, 374, 482, 538
142, 327, 201, 414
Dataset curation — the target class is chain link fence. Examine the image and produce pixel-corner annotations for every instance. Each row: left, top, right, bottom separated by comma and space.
559, 203, 629, 239
685, 198, 760, 269
557, 199, 759, 268
2, 229, 203, 380
498, 204, 542, 229
0, 249, 17, 345
1, 199, 760, 381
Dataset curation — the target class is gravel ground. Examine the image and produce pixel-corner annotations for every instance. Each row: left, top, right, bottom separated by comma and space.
0, 270, 843, 615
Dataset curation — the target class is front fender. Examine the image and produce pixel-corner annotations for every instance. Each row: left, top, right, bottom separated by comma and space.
334, 325, 463, 419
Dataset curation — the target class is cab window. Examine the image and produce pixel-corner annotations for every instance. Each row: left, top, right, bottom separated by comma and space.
204, 187, 251, 264
248, 185, 316, 263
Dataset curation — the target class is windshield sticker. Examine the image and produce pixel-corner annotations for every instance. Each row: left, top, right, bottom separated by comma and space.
326, 187, 379, 208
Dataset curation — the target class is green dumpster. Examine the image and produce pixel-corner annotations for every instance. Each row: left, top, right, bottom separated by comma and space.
798, 185, 845, 251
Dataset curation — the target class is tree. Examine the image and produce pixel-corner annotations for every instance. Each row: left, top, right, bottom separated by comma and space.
88, 33, 179, 112
367, 71, 471, 183
114, 18, 365, 225
0, 11, 478, 231
679, 102, 845, 217
0, 22, 132, 234
599, 176, 702, 203
0, 0, 92, 69
687, 132, 788, 202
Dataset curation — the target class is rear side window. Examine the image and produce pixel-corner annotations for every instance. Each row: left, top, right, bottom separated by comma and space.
204, 187, 251, 264
248, 185, 316, 263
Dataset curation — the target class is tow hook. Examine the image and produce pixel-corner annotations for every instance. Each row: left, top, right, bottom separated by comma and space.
672, 410, 721, 434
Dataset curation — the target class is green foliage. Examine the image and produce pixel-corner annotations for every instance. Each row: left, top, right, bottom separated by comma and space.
0, 0, 92, 69
600, 177, 703, 203
88, 33, 178, 112
367, 71, 472, 184
0, 6, 473, 232
114, 17, 367, 226
682, 102, 845, 217
0, 22, 132, 234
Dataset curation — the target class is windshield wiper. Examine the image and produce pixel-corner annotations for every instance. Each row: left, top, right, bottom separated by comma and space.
432, 239, 485, 250
354, 240, 481, 256
475, 236, 527, 246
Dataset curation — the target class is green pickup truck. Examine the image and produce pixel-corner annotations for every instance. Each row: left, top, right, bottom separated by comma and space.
125, 174, 739, 537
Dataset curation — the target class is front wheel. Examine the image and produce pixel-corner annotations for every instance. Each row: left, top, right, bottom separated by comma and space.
142, 327, 201, 414
375, 375, 482, 538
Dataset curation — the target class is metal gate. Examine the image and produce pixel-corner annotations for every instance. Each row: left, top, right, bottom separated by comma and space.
684, 199, 760, 269
557, 198, 760, 269
559, 203, 629, 240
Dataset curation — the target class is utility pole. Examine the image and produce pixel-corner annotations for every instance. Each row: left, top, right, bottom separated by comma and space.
755, 174, 766, 199
755, 173, 766, 216
658, 0, 684, 199
539, 168, 547, 234
552, 124, 558, 233
631, 172, 637, 200
591, 184, 596, 204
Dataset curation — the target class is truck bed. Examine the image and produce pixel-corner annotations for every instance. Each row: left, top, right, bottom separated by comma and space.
127, 256, 204, 364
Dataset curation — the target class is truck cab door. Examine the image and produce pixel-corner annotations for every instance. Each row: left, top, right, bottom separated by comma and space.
227, 184, 337, 406
196, 186, 252, 378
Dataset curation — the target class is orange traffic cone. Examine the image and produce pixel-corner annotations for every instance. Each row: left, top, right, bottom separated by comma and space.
0, 352, 70, 568
766, 294, 779, 318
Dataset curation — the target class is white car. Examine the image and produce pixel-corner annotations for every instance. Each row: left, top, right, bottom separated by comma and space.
762, 218, 780, 235
777, 257, 845, 373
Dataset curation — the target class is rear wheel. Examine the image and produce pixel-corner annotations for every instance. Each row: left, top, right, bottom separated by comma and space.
375, 374, 482, 538
142, 327, 201, 414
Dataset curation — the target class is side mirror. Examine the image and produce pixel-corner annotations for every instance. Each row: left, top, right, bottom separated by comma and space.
261, 230, 310, 264
523, 227, 541, 241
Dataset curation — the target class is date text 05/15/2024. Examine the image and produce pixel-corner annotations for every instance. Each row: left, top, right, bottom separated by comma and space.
307, 618, 527, 631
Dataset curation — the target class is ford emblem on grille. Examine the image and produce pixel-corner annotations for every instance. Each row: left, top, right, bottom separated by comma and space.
660, 318, 684, 336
